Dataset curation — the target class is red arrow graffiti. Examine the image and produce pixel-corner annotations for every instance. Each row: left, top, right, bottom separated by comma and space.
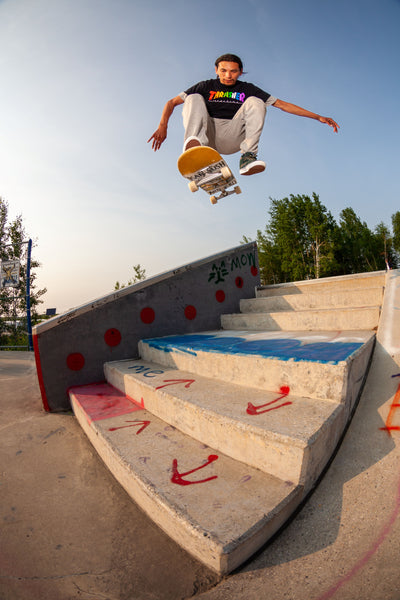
155, 379, 195, 391
109, 420, 150, 434
380, 382, 400, 434
171, 454, 218, 486
131, 397, 145, 408
247, 385, 292, 416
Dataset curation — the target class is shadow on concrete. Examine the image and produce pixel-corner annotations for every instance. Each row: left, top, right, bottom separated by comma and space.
238, 341, 397, 573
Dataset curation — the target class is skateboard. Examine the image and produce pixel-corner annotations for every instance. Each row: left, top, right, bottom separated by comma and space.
177, 146, 241, 205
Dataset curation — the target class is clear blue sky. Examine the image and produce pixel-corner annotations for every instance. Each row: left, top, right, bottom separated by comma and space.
1, 0, 399, 313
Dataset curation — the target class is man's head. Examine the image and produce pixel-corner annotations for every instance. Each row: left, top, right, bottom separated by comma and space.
215, 53, 243, 86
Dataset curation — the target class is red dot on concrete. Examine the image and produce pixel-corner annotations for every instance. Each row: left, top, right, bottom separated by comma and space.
66, 353, 85, 371
104, 328, 122, 347
215, 290, 225, 303
251, 266, 258, 276
140, 307, 155, 324
184, 305, 197, 320
235, 276, 244, 288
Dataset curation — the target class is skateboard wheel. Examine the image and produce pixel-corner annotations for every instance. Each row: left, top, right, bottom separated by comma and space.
210, 196, 218, 204
221, 166, 231, 180
234, 186, 242, 195
188, 181, 198, 192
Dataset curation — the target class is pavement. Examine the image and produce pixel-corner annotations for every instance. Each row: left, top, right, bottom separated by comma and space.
1, 343, 400, 600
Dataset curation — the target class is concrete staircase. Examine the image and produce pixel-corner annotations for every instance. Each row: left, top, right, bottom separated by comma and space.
222, 272, 384, 331
69, 271, 385, 575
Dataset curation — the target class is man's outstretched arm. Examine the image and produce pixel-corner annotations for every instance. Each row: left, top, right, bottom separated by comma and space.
147, 95, 184, 151
272, 99, 339, 133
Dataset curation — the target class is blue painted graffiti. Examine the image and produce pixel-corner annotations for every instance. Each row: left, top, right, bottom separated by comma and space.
128, 365, 165, 377
143, 334, 363, 365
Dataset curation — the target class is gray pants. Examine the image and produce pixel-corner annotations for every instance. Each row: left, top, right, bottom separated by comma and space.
182, 93, 267, 155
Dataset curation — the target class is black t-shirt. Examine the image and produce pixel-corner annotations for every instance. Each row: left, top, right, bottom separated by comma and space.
183, 78, 274, 119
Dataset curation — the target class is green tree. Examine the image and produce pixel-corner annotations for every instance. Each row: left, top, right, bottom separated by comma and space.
392, 211, 400, 257
114, 264, 146, 290
243, 230, 281, 285
264, 193, 337, 282
374, 221, 398, 270
334, 209, 398, 273
0, 197, 47, 347
334, 208, 376, 274
243, 196, 400, 285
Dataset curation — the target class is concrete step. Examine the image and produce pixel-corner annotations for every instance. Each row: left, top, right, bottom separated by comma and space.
241, 287, 384, 313
257, 271, 385, 297
221, 306, 381, 332
104, 358, 344, 488
139, 330, 375, 404
69, 382, 303, 575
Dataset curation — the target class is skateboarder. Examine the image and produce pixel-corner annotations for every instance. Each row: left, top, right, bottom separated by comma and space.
148, 53, 339, 176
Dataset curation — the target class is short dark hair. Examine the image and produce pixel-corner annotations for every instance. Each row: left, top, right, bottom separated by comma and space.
215, 53, 243, 71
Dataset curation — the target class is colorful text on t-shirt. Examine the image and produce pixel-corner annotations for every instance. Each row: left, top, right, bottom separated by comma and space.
208, 90, 246, 102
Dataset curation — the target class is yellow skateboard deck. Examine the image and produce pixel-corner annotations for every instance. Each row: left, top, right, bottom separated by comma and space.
177, 146, 241, 205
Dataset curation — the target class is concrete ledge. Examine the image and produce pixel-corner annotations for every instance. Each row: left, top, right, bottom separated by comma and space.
70, 382, 303, 574
241, 287, 384, 312
257, 270, 385, 297
138, 330, 376, 402
33, 243, 260, 412
221, 307, 381, 331
104, 358, 343, 487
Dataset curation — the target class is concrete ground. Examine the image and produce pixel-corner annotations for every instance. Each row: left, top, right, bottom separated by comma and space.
1, 349, 400, 600
0, 352, 219, 600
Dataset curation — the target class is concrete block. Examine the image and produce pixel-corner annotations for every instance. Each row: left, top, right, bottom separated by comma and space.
33, 242, 259, 412
221, 307, 381, 331
138, 330, 375, 403
241, 287, 384, 313
256, 271, 385, 297
104, 358, 344, 488
70, 382, 303, 574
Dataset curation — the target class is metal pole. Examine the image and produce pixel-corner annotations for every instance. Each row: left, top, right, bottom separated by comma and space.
26, 239, 33, 351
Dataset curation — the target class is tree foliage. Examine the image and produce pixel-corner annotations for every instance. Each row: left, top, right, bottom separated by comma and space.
0, 197, 47, 347
114, 264, 147, 290
244, 194, 399, 285
392, 211, 400, 255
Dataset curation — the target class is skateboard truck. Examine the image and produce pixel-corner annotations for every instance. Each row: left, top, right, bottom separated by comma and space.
178, 146, 242, 205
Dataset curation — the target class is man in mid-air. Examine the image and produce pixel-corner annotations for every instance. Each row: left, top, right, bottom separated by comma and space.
148, 53, 339, 176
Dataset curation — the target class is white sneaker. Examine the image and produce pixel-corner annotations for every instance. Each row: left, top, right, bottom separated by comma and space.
239, 152, 266, 176
183, 136, 201, 152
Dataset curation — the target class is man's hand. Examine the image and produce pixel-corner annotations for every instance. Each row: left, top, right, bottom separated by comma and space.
147, 125, 168, 151
318, 116, 340, 133
147, 96, 184, 151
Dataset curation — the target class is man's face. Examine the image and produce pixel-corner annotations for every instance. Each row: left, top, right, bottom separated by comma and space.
215, 61, 242, 86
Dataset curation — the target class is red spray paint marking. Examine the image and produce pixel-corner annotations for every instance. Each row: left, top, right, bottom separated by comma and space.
109, 420, 150, 434
104, 328, 121, 347
380, 382, 400, 434
33, 333, 50, 412
215, 290, 225, 303
140, 307, 155, 324
171, 454, 218, 486
184, 305, 197, 320
66, 352, 85, 371
155, 379, 195, 391
247, 385, 291, 416
70, 383, 143, 422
